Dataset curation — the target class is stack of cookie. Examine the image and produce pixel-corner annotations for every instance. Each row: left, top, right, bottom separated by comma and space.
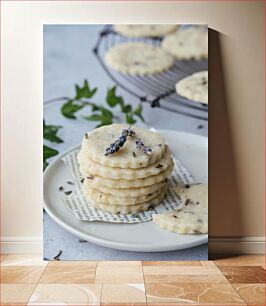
77, 124, 174, 214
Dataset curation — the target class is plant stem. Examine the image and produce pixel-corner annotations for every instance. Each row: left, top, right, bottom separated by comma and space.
44, 96, 69, 103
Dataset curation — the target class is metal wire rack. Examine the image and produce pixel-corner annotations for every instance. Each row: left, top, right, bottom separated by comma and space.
93, 25, 208, 121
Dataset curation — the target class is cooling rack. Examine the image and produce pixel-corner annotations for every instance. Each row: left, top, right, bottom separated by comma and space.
93, 25, 208, 121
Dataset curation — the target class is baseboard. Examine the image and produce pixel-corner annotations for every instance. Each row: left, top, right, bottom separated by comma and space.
0, 236, 265, 254
1, 237, 43, 254
209, 236, 265, 254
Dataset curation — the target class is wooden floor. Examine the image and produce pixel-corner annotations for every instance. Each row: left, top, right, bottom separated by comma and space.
0, 254, 265, 305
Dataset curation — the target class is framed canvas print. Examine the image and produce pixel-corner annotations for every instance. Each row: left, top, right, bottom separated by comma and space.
43, 24, 208, 260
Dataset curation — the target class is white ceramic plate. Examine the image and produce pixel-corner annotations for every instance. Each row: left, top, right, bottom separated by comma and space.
43, 129, 208, 252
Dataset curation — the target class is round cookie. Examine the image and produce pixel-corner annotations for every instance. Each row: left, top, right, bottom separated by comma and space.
82, 160, 174, 189
114, 25, 178, 37
176, 71, 208, 104
161, 26, 208, 60
78, 145, 172, 180
175, 183, 208, 207
83, 183, 163, 205
153, 184, 208, 234
87, 186, 167, 214
80, 124, 166, 169
84, 180, 166, 197
105, 42, 174, 75
81, 159, 174, 189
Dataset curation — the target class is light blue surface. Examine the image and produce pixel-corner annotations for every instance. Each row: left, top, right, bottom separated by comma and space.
43, 25, 208, 260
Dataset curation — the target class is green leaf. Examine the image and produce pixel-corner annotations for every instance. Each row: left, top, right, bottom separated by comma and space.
100, 107, 113, 119
106, 86, 124, 107
100, 108, 113, 126
84, 80, 97, 98
133, 103, 142, 116
84, 114, 103, 121
43, 145, 59, 171
122, 104, 132, 113
61, 80, 146, 126
84, 106, 113, 127
43, 145, 59, 159
43, 160, 49, 171
75, 84, 83, 100
95, 122, 111, 128
43, 120, 63, 143
75, 80, 97, 100
126, 113, 136, 124
100, 116, 113, 125
61, 99, 85, 119
133, 103, 145, 122
92, 104, 100, 111
95, 123, 104, 128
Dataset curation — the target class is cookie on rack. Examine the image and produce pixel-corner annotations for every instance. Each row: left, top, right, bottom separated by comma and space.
175, 71, 208, 104
105, 42, 175, 75
114, 25, 178, 37
161, 26, 208, 60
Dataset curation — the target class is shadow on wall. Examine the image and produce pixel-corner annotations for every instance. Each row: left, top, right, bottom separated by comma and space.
208, 29, 243, 237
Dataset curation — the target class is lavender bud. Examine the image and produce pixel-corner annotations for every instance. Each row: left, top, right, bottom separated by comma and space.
135, 138, 152, 155
104, 126, 151, 156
